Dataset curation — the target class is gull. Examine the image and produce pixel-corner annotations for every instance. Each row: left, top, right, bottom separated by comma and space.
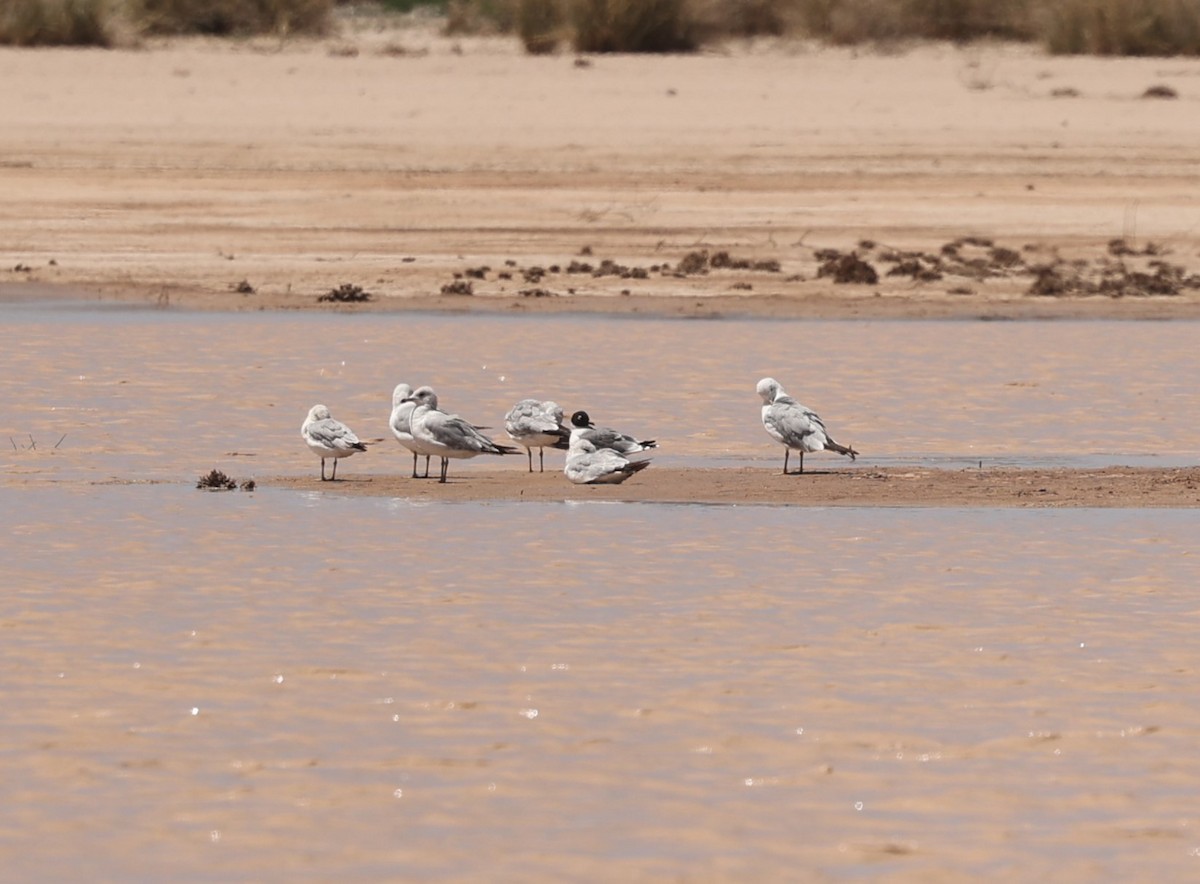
756, 377, 858, 474
568, 410, 657, 455
302, 404, 367, 481
390, 383, 434, 478
505, 399, 571, 473
405, 387, 519, 483
564, 436, 651, 485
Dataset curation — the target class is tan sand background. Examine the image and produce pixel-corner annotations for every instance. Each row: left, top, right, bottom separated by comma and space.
2, 17, 1200, 318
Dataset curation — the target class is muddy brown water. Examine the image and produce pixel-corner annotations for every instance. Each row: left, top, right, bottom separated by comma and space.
3, 301, 1200, 878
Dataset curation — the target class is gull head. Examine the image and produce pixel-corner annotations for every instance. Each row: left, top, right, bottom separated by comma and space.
392, 383, 413, 409
413, 385, 438, 409
307, 404, 331, 422
756, 377, 783, 405
570, 410, 595, 429
569, 435, 600, 454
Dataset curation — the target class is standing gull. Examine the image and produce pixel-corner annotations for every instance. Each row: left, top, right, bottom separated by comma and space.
406, 387, 519, 483
390, 383, 434, 478
569, 410, 657, 455
505, 399, 571, 473
756, 377, 858, 474
564, 436, 651, 485
302, 404, 367, 481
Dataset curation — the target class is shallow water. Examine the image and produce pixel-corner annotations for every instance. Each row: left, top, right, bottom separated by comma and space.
3, 304, 1198, 484
3, 303, 1200, 878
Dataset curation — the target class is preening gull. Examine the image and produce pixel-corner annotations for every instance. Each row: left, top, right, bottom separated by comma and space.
505, 399, 571, 473
756, 377, 858, 474
390, 383, 434, 478
302, 404, 367, 481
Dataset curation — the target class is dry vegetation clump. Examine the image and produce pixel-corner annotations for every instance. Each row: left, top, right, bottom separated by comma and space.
130, 0, 332, 36
793, 0, 1035, 45
569, 0, 701, 52
816, 249, 879, 284
0, 0, 121, 46
1026, 240, 1200, 297
515, 0, 564, 52
319, 283, 373, 302
197, 469, 238, 490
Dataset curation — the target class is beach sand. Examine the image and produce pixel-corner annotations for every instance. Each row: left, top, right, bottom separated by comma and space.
3, 19, 1200, 321
269, 465, 1200, 507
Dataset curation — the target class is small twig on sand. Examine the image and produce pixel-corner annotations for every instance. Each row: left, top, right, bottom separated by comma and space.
55, 434, 67, 449
27, 434, 36, 450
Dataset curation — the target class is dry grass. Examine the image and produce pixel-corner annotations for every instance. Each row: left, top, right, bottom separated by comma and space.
460, 0, 1200, 55
130, 0, 333, 36
5, 0, 1200, 57
0, 0, 120, 46
569, 0, 700, 52
516, 0, 565, 53
1040, 0, 1200, 55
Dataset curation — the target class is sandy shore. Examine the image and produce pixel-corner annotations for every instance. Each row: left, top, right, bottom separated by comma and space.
266, 465, 1200, 507
4, 22, 1200, 320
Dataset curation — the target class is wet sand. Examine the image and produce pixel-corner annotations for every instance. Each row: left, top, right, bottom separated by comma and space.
270, 465, 1200, 507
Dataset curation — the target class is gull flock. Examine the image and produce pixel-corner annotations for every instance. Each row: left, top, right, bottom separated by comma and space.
300, 377, 856, 484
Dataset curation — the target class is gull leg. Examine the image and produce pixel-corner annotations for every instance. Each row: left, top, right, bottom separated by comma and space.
782, 449, 789, 475
798, 451, 804, 475
320, 458, 327, 481
538, 447, 545, 473
423, 455, 431, 479
439, 457, 449, 484
331, 458, 338, 481
527, 448, 534, 473
411, 452, 419, 479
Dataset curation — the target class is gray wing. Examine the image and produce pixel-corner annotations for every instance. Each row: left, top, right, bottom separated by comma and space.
428, 410, 509, 454
581, 426, 656, 454
311, 418, 365, 452
764, 400, 827, 449
565, 447, 651, 484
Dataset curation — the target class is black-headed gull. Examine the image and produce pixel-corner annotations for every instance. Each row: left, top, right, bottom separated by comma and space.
568, 410, 656, 455
302, 404, 367, 481
756, 377, 858, 474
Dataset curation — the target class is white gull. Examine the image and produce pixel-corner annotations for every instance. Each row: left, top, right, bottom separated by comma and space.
756, 377, 858, 474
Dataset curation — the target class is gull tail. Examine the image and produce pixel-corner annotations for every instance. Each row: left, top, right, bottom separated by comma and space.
826, 439, 858, 461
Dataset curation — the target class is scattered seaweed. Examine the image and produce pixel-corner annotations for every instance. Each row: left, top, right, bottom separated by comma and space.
197, 469, 238, 491
1142, 84, 1178, 100
817, 251, 879, 285
10, 434, 67, 450
318, 283, 372, 303
440, 280, 474, 296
